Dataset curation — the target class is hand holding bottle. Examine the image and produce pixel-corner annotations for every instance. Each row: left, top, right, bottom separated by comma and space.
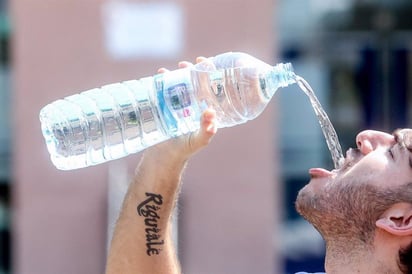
146, 58, 217, 162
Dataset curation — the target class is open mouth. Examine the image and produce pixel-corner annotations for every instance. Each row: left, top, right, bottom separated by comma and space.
309, 148, 362, 179
338, 148, 362, 172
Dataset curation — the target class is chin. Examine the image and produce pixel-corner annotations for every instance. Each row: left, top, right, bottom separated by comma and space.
295, 186, 313, 219
295, 176, 332, 218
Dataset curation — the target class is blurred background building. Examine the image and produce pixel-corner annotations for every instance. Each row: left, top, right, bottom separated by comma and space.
1, 0, 412, 273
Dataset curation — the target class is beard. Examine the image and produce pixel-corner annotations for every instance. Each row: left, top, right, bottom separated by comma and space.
295, 177, 412, 245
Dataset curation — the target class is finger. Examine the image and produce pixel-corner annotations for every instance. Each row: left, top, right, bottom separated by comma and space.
192, 109, 217, 149
195, 56, 216, 71
202, 109, 217, 135
195, 56, 208, 64
178, 61, 193, 69
157, 67, 169, 73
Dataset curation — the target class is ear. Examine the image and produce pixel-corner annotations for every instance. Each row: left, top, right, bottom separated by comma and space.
376, 202, 412, 236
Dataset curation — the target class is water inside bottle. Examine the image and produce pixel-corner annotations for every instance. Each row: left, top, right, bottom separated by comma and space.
295, 76, 344, 169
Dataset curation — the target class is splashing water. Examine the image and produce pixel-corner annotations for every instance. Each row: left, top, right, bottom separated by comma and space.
295, 76, 344, 169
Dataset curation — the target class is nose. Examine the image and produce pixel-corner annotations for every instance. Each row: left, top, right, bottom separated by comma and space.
356, 130, 395, 155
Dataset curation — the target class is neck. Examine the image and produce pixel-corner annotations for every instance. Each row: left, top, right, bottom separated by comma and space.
324, 243, 370, 274
323, 238, 400, 274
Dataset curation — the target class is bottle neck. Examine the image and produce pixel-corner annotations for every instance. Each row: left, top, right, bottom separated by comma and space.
263, 63, 296, 99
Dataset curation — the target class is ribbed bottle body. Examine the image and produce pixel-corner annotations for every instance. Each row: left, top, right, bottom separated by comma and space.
39, 52, 296, 170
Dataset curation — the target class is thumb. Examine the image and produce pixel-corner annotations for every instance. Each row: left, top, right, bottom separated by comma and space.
188, 109, 217, 152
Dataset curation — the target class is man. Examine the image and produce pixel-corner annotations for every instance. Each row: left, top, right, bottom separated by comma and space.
296, 129, 412, 273
105, 66, 412, 274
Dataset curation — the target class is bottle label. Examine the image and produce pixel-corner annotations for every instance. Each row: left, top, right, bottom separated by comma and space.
167, 83, 191, 112
155, 71, 199, 136
155, 74, 178, 134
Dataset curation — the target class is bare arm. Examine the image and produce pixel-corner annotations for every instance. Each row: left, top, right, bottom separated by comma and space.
105, 109, 217, 274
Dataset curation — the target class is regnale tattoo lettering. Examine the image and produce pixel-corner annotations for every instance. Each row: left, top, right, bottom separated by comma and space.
137, 192, 164, 256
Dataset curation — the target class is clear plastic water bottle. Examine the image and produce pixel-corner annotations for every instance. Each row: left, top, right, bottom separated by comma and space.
40, 52, 296, 170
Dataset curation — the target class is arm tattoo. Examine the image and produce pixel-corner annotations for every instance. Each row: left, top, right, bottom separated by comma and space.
137, 192, 165, 256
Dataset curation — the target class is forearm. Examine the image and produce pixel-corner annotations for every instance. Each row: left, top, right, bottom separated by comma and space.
106, 109, 217, 274
105, 149, 188, 274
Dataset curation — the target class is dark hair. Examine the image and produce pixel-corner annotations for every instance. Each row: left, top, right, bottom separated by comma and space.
399, 242, 412, 274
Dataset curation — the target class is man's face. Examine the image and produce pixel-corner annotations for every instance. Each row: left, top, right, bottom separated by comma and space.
296, 129, 412, 244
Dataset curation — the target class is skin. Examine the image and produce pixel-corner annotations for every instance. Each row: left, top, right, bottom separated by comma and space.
297, 129, 412, 273
105, 108, 217, 274
106, 59, 217, 274
105, 59, 412, 273
106, 122, 412, 273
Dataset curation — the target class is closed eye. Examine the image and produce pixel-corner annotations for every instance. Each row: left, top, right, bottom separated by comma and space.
388, 147, 395, 160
